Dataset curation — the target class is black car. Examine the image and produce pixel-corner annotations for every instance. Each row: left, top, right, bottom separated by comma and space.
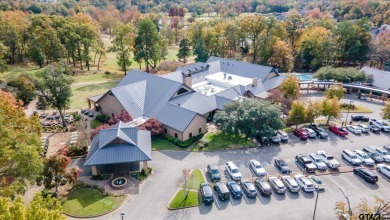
199, 182, 214, 204
256, 136, 270, 146
241, 180, 257, 198
274, 158, 291, 174
206, 164, 221, 182
213, 182, 230, 201
295, 154, 317, 173
353, 167, 378, 183
254, 179, 272, 196
226, 181, 242, 199
351, 115, 370, 122
308, 124, 329, 138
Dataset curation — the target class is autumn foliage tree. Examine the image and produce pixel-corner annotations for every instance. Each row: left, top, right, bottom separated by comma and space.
280, 73, 300, 100
108, 110, 133, 125
138, 118, 164, 135
91, 124, 111, 139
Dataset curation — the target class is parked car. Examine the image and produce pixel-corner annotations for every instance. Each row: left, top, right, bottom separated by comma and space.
274, 158, 292, 174
302, 127, 317, 138
376, 164, 390, 179
256, 136, 270, 146
293, 128, 309, 140
346, 125, 362, 134
269, 133, 282, 144
374, 148, 390, 163
276, 130, 289, 142
207, 164, 221, 182
308, 175, 325, 191
353, 167, 378, 183
354, 150, 375, 166
199, 182, 214, 204
384, 145, 390, 153
356, 124, 369, 133
369, 119, 390, 132
249, 159, 267, 176
363, 146, 385, 163
295, 154, 317, 172
308, 153, 327, 170
341, 149, 362, 166
268, 176, 287, 194
281, 175, 300, 193
254, 179, 272, 196
329, 125, 348, 136
351, 115, 370, 122
294, 174, 315, 192
88, 112, 95, 117
308, 124, 329, 138
213, 182, 230, 201
316, 150, 341, 169
370, 125, 381, 133
241, 180, 257, 198
226, 181, 243, 199
225, 161, 242, 181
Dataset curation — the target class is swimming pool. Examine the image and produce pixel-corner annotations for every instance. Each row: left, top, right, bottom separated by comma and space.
280, 73, 313, 81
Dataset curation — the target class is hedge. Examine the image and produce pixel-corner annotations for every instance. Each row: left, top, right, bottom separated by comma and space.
161, 133, 204, 148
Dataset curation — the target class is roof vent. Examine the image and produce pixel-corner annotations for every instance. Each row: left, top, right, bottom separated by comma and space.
223, 73, 227, 79
228, 75, 232, 80
227, 62, 230, 65
177, 103, 180, 106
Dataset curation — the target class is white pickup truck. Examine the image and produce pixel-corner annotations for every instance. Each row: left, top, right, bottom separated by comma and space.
369, 119, 390, 132
316, 150, 341, 169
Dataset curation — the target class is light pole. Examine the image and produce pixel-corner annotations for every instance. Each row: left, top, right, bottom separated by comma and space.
312, 187, 320, 220
339, 188, 352, 217
345, 100, 354, 126
121, 212, 125, 220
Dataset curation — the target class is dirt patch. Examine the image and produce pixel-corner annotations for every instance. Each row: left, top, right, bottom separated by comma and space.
42, 132, 72, 157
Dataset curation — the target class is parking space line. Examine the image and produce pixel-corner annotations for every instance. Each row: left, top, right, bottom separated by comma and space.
376, 181, 385, 187
325, 176, 346, 192
324, 185, 332, 193
340, 175, 359, 190
229, 196, 235, 206
242, 193, 249, 204
213, 195, 220, 209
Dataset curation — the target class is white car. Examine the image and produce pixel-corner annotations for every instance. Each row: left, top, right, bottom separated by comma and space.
268, 176, 287, 194
276, 130, 289, 142
303, 128, 317, 138
249, 159, 267, 176
294, 174, 315, 192
308, 153, 327, 170
316, 150, 341, 169
354, 150, 375, 166
356, 124, 369, 133
384, 145, 390, 153
376, 164, 390, 179
225, 161, 242, 181
281, 175, 300, 193
374, 148, 390, 163
346, 125, 362, 134
370, 119, 390, 132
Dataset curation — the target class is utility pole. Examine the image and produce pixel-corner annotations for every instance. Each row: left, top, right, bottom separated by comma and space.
339, 188, 352, 216
312, 187, 320, 220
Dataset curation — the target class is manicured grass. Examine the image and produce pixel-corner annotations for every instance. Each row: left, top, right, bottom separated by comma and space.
151, 137, 185, 151
340, 105, 373, 113
90, 119, 103, 129
62, 188, 126, 217
168, 189, 199, 209
183, 169, 205, 190
199, 131, 253, 151
70, 81, 117, 109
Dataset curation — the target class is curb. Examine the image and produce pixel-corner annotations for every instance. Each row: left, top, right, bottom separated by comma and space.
63, 188, 130, 218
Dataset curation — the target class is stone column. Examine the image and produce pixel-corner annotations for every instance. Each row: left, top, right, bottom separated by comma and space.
142, 161, 148, 170
91, 166, 97, 175
88, 100, 91, 109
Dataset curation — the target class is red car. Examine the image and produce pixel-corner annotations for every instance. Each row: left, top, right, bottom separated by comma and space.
293, 129, 309, 140
328, 125, 348, 136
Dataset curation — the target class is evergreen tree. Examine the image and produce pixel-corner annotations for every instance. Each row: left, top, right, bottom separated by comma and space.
193, 38, 208, 62
177, 38, 191, 63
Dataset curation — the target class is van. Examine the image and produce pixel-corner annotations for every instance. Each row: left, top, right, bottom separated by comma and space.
213, 182, 230, 201
341, 149, 362, 166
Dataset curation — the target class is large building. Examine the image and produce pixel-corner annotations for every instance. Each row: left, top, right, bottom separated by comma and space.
90, 57, 285, 141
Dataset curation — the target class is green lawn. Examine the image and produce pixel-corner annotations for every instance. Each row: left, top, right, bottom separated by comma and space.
151, 137, 185, 151
340, 105, 373, 113
168, 189, 199, 209
199, 131, 254, 151
90, 119, 103, 129
0, 65, 45, 82
63, 188, 126, 217
183, 169, 205, 190
70, 81, 117, 109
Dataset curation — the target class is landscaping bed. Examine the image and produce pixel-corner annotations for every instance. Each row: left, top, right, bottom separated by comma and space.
151, 137, 186, 151
168, 190, 199, 209
194, 131, 254, 151
339, 105, 373, 113
62, 188, 126, 217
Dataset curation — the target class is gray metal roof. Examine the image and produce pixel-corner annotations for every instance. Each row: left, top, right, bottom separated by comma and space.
111, 81, 147, 118
215, 96, 233, 109
85, 121, 151, 166
214, 87, 242, 99
262, 76, 286, 91
176, 62, 209, 73
155, 103, 197, 132
88, 94, 104, 102
361, 66, 390, 90
169, 92, 217, 115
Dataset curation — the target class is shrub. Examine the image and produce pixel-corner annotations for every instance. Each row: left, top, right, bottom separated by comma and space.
72, 112, 81, 121
340, 103, 356, 110
105, 71, 111, 75
68, 145, 86, 157
41, 189, 51, 198
161, 133, 204, 148
60, 180, 67, 186
95, 114, 110, 123
91, 172, 103, 180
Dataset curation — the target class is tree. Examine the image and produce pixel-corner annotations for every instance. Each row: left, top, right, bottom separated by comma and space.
15, 75, 36, 104
0, 91, 42, 199
285, 13, 304, 52
43, 154, 79, 193
381, 101, 390, 120
280, 73, 300, 100
214, 99, 284, 138
108, 110, 133, 125
334, 196, 390, 220
288, 100, 307, 129
239, 15, 265, 63
314, 67, 370, 83
0, 194, 65, 220
305, 100, 322, 123
193, 37, 208, 62
35, 63, 73, 127
109, 23, 135, 75
138, 118, 164, 135
0, 42, 8, 72
134, 19, 160, 73
322, 97, 340, 125
268, 40, 294, 72
325, 84, 346, 100
177, 38, 191, 63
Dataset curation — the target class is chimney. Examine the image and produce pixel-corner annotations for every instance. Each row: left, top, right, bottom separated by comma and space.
182, 71, 192, 88
252, 77, 258, 87
223, 73, 227, 79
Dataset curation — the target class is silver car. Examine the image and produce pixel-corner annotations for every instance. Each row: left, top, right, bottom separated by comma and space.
303, 128, 317, 138
354, 150, 375, 166
308, 153, 327, 170
268, 177, 287, 194
276, 130, 289, 142
376, 164, 390, 179
249, 159, 267, 176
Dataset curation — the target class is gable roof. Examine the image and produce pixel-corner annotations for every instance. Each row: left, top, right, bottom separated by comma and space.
169, 92, 217, 115
155, 103, 198, 132
85, 121, 151, 166
361, 66, 390, 90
